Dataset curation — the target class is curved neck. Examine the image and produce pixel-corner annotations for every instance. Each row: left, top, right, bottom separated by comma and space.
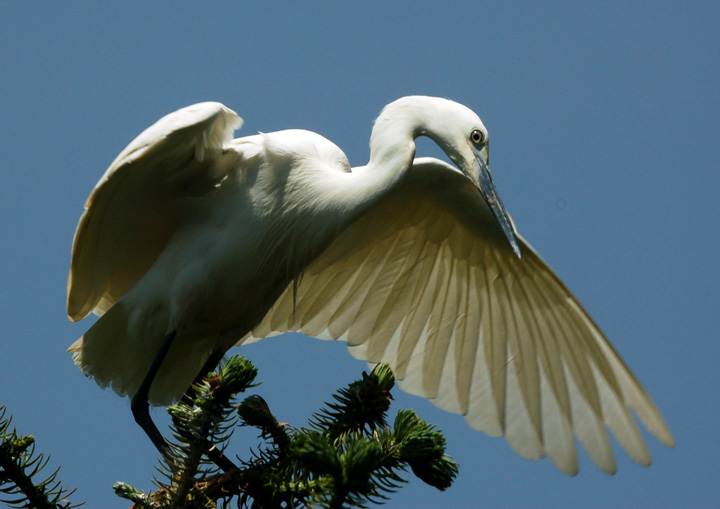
367, 96, 442, 172
320, 97, 446, 218
351, 96, 449, 198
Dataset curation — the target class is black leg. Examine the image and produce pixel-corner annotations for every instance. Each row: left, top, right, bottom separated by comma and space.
182, 346, 239, 472
131, 330, 177, 456
181, 347, 227, 406
132, 335, 238, 472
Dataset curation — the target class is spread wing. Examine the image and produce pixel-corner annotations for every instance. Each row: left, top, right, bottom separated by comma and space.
67, 102, 245, 321
247, 158, 674, 475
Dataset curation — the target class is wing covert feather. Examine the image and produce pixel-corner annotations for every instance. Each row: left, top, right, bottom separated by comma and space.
68, 103, 244, 321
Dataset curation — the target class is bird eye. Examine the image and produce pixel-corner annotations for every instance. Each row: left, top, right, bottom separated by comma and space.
470, 129, 485, 145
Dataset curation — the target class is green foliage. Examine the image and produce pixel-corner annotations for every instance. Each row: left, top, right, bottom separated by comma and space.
0, 358, 458, 508
0, 405, 79, 508
115, 356, 459, 508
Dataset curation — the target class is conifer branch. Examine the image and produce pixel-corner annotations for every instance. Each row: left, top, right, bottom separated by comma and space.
0, 404, 79, 508
114, 357, 459, 508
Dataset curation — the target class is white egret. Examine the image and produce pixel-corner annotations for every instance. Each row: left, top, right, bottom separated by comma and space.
68, 96, 673, 475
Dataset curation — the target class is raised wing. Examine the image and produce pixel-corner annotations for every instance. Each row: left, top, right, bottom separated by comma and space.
67, 102, 244, 321
247, 158, 674, 475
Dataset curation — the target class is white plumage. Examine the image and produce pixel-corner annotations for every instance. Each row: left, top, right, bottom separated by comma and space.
68, 96, 673, 475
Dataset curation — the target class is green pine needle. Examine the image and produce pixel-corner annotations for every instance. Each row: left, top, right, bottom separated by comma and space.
115, 359, 459, 508
0, 404, 79, 508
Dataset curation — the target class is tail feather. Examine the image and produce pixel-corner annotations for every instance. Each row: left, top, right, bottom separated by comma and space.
69, 302, 217, 406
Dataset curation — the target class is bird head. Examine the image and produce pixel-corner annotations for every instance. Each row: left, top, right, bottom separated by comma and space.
418, 97, 521, 258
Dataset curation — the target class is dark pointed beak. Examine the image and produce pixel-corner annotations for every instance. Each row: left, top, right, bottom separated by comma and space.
472, 145, 521, 258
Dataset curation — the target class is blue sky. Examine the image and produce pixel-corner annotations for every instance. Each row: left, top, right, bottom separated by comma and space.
1, 2, 718, 507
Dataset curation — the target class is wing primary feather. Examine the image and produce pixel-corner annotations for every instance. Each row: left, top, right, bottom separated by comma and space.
592, 362, 651, 466
539, 369, 579, 474
464, 260, 503, 435
519, 262, 573, 424
504, 343, 543, 460
392, 240, 438, 380
364, 233, 432, 364
298, 252, 369, 331
480, 244, 508, 434
421, 252, 458, 399
513, 250, 578, 464
489, 247, 544, 456
346, 234, 408, 352
522, 248, 673, 461
366, 231, 426, 336
564, 363, 617, 473
452, 256, 477, 415
529, 267, 615, 471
